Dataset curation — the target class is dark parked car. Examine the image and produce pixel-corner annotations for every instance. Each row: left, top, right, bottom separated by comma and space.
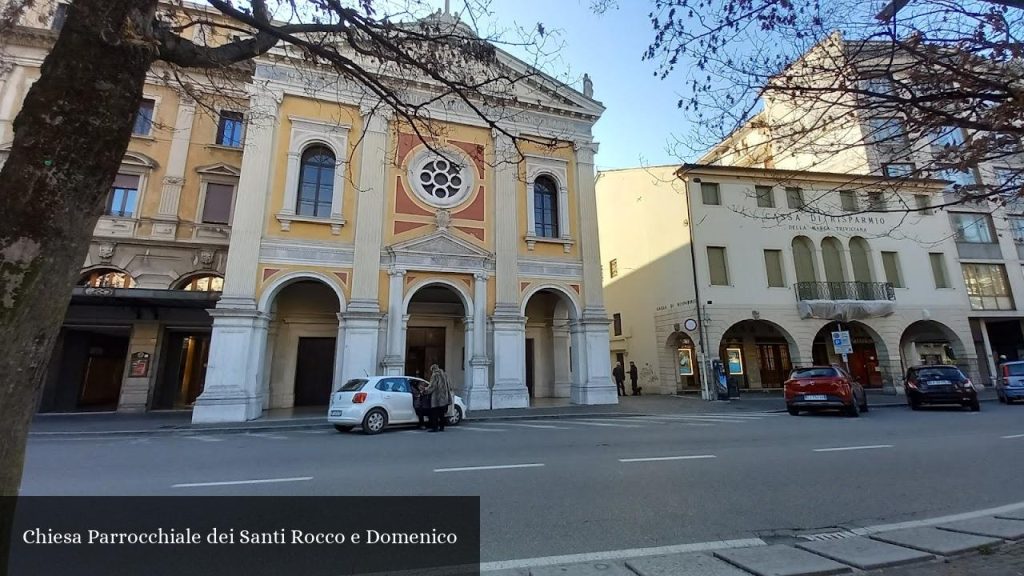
785, 365, 868, 417
904, 365, 979, 411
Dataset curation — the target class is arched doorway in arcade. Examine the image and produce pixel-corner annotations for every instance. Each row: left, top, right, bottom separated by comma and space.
812, 322, 885, 388
264, 278, 343, 408
666, 331, 700, 392
718, 320, 795, 389
521, 287, 580, 403
900, 320, 969, 373
403, 283, 469, 397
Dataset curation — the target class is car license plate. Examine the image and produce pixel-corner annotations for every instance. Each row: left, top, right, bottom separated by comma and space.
804, 394, 827, 401
931, 380, 951, 386
330, 410, 342, 416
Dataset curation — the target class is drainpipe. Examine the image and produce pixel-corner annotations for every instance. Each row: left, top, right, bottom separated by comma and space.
682, 175, 714, 401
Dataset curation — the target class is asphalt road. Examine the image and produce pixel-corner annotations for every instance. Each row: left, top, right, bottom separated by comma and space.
21, 403, 1024, 563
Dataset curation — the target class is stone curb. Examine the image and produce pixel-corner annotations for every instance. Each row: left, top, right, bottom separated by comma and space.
482, 500, 1024, 575
26, 411, 665, 438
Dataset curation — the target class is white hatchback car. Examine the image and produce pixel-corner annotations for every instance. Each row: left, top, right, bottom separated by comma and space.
327, 376, 467, 434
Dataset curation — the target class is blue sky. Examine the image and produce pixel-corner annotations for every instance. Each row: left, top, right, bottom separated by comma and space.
472, 0, 685, 170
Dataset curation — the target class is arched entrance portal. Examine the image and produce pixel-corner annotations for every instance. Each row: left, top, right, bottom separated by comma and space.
264, 279, 343, 408
812, 322, 886, 388
522, 287, 580, 404
667, 332, 700, 392
719, 320, 795, 389
900, 320, 969, 372
403, 282, 469, 398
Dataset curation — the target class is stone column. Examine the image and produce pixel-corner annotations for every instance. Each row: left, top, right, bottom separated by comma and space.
468, 271, 492, 410
151, 96, 196, 240
382, 268, 407, 375
552, 320, 572, 398
262, 318, 278, 407
571, 140, 617, 406
116, 321, 160, 412
341, 109, 390, 380
490, 130, 529, 408
193, 85, 281, 423
980, 318, 997, 387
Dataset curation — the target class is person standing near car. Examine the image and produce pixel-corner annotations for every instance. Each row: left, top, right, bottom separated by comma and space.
425, 364, 452, 432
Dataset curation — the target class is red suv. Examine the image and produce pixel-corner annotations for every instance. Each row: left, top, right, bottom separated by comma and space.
785, 365, 868, 417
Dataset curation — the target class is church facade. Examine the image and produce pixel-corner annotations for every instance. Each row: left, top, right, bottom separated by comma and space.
192, 27, 616, 422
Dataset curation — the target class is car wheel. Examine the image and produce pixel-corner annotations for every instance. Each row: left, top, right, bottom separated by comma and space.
333, 424, 353, 433
860, 395, 869, 413
909, 399, 920, 411
361, 409, 388, 435
447, 406, 463, 426
970, 401, 981, 412
787, 407, 800, 416
999, 394, 1007, 404
846, 400, 860, 418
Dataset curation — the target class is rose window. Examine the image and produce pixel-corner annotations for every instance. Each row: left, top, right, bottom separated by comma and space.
408, 148, 475, 208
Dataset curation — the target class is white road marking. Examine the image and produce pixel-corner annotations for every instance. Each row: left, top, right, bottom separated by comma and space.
1002, 434, 1024, 439
434, 463, 544, 473
619, 455, 717, 463
453, 426, 506, 432
813, 444, 893, 452
480, 538, 766, 572
244, 432, 289, 440
184, 435, 223, 443
172, 476, 313, 488
562, 420, 642, 428
498, 423, 571, 430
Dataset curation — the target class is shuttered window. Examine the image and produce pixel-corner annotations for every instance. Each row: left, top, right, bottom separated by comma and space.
708, 247, 729, 286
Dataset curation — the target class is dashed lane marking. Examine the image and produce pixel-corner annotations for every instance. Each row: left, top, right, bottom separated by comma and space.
434, 463, 544, 473
172, 476, 312, 488
813, 444, 893, 452
619, 455, 717, 463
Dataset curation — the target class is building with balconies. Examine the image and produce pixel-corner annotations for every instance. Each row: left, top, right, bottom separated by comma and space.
596, 164, 979, 395
697, 34, 1024, 386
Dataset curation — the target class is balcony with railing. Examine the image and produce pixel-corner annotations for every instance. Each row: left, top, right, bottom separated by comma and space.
795, 281, 896, 320
795, 281, 896, 301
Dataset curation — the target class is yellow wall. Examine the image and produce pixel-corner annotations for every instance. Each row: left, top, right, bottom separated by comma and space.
517, 140, 579, 258
264, 95, 362, 244
385, 121, 495, 251
177, 102, 246, 236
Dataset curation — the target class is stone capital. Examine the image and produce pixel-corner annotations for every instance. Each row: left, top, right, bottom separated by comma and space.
388, 267, 407, 278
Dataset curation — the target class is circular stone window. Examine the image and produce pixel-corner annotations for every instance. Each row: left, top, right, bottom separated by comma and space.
407, 148, 476, 208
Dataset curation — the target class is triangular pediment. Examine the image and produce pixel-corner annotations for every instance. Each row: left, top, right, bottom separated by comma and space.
195, 163, 241, 177
387, 230, 492, 259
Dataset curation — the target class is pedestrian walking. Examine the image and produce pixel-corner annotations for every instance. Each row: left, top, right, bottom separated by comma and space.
424, 364, 452, 432
613, 362, 626, 396
629, 361, 641, 396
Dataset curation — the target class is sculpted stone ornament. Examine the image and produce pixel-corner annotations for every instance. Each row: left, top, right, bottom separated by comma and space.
97, 242, 115, 262
198, 249, 216, 268
435, 209, 451, 231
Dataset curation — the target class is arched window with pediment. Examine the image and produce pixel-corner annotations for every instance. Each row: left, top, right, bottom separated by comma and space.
296, 145, 335, 218
534, 175, 560, 238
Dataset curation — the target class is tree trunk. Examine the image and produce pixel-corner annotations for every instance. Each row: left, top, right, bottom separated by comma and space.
0, 0, 158, 503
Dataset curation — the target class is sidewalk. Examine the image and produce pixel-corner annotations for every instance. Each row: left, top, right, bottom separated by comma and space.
28, 395, 694, 436
27, 388, 999, 436
485, 506, 1024, 575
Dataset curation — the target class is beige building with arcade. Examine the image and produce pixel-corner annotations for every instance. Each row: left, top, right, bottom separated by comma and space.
597, 164, 980, 396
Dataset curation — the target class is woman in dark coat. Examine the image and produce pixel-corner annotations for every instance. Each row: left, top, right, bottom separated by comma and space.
423, 364, 452, 432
